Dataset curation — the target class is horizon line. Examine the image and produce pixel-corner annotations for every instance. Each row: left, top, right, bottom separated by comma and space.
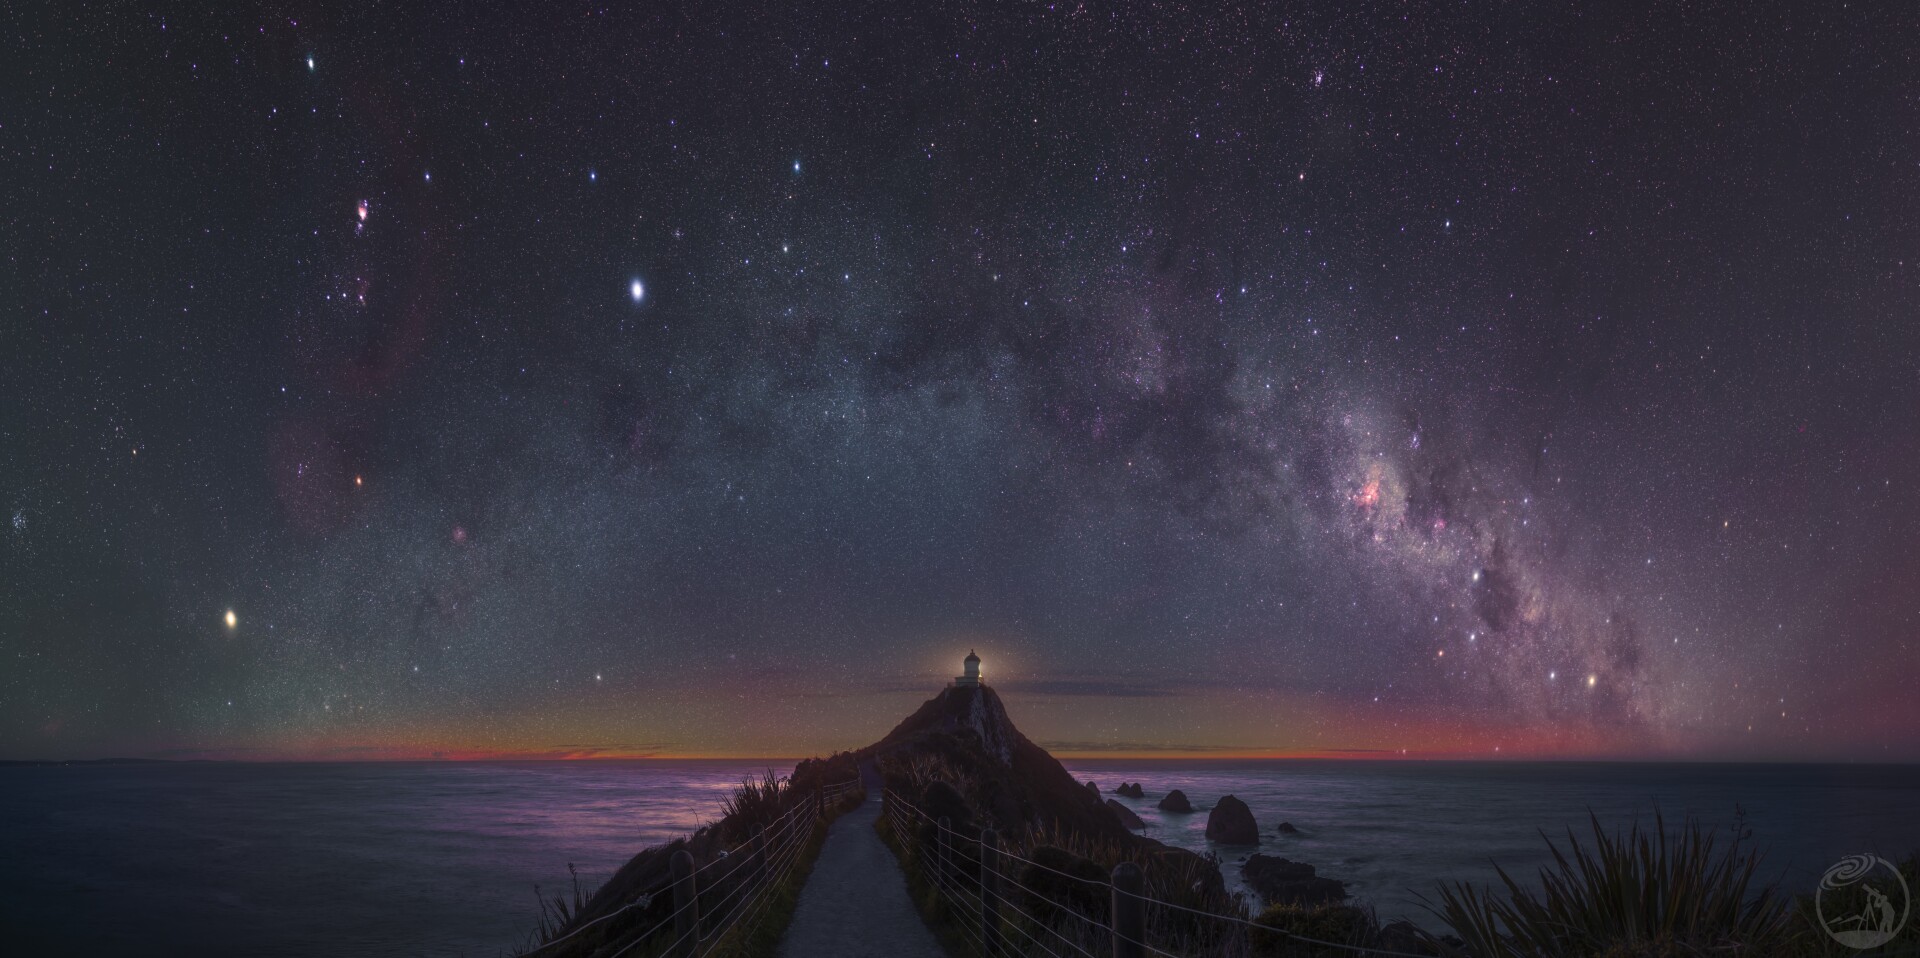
7, 751, 1918, 766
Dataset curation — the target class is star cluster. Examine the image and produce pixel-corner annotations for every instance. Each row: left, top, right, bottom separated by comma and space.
3, 2, 1918, 761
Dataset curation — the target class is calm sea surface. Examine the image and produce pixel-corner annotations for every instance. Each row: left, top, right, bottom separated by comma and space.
2, 760, 1916, 955
1064, 760, 1920, 926
0, 760, 793, 957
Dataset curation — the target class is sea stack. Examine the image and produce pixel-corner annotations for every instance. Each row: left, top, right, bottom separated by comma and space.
1205, 794, 1259, 844
1157, 789, 1193, 813
1241, 854, 1347, 906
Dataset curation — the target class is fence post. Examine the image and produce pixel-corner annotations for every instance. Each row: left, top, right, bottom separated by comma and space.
670, 849, 698, 957
937, 816, 951, 887
817, 785, 826, 821
1111, 861, 1143, 958
750, 823, 766, 892
980, 827, 1001, 956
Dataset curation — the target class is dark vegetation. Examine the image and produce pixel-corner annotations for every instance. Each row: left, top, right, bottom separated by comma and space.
524, 751, 862, 958
869, 684, 1255, 956
860, 683, 1920, 958
524, 683, 1918, 958
1428, 812, 1920, 958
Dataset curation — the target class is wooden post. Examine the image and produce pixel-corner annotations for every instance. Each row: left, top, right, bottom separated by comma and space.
980, 827, 1001, 956
937, 816, 951, 887
1111, 861, 1143, 958
670, 849, 698, 957
750, 823, 766, 892
816, 785, 825, 820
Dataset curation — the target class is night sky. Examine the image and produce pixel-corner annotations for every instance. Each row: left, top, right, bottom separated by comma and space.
5, 2, 1918, 762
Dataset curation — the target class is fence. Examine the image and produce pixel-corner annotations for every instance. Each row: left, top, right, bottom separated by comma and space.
516, 776, 864, 958
883, 788, 1438, 958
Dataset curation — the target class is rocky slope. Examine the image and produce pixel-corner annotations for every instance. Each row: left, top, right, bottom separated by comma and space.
865, 682, 1137, 840
542, 682, 1245, 956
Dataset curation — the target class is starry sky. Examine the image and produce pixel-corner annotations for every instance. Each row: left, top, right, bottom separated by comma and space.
5, 2, 1918, 763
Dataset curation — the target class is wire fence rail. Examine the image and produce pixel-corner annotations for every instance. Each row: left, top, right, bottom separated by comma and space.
513, 776, 864, 958
883, 788, 1444, 958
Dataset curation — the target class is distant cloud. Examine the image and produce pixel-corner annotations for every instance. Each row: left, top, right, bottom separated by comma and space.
142, 743, 680, 761
541, 743, 677, 758
798, 674, 1198, 700
1039, 740, 1241, 753
997, 677, 1186, 698
1043, 742, 1403, 755
148, 746, 276, 757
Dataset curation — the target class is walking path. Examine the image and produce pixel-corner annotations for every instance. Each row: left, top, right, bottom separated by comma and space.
776, 762, 946, 957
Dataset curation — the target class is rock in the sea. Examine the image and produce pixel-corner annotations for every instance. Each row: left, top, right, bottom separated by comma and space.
1117, 782, 1145, 798
1205, 794, 1259, 844
1086, 780, 1099, 795
1105, 798, 1146, 830
1157, 788, 1193, 813
1275, 821, 1299, 834
1241, 853, 1347, 906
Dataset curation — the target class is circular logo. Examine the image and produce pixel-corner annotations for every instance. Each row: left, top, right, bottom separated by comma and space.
1818, 854, 1910, 949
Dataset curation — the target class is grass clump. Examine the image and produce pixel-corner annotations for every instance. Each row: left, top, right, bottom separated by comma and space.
1429, 810, 1792, 957
719, 769, 789, 839
1249, 902, 1377, 956
530, 862, 595, 947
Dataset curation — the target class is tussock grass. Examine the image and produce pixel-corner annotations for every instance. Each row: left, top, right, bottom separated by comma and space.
1428, 811, 1791, 957
530, 862, 595, 946
522, 760, 862, 957
719, 769, 790, 841
1249, 901, 1379, 957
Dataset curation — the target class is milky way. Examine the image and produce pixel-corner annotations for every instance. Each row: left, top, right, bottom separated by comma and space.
4, 2, 1918, 760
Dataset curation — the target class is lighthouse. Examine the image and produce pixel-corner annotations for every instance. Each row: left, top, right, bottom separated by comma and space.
955, 650, 982, 687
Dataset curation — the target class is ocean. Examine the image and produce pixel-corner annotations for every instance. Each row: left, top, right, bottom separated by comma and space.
2, 760, 1915, 956
0, 760, 790, 957
1063, 760, 1920, 926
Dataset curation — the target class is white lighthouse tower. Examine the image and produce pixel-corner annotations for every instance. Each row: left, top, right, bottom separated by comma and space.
955, 650, 982, 687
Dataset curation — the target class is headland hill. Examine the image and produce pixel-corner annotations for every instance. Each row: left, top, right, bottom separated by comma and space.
521, 652, 1919, 958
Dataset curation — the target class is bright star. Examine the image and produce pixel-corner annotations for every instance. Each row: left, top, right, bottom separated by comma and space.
224, 609, 237, 629
1587, 674, 1597, 688
792, 160, 801, 173
630, 279, 645, 303
306, 55, 314, 71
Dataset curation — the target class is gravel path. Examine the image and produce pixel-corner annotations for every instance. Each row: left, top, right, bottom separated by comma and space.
776, 763, 947, 958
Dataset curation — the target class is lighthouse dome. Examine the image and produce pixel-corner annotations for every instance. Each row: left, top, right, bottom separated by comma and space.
957, 650, 982, 687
